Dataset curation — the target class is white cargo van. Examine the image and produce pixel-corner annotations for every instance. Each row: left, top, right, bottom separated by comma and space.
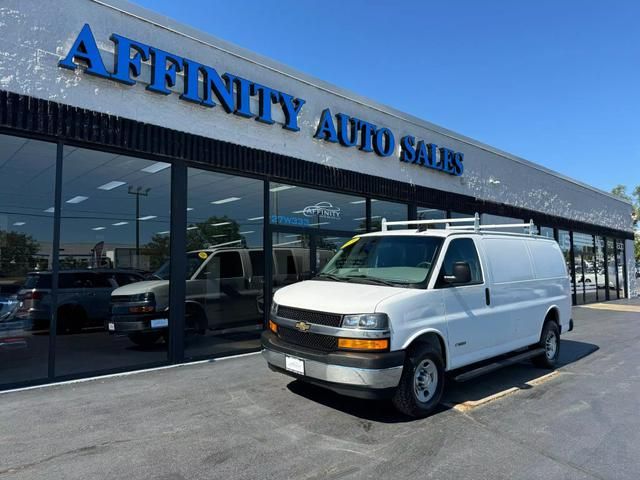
262, 214, 573, 417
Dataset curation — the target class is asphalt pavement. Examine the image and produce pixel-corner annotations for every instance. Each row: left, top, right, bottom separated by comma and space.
1, 298, 639, 480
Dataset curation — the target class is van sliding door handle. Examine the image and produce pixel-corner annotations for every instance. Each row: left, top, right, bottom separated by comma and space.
485, 288, 491, 306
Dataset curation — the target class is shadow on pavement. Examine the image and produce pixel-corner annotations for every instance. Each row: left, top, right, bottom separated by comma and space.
286, 339, 598, 422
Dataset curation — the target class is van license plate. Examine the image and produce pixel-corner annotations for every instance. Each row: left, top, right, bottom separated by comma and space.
285, 355, 305, 375
108, 322, 115, 331
151, 318, 169, 328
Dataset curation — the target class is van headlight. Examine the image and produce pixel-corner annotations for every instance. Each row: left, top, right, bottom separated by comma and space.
342, 313, 389, 330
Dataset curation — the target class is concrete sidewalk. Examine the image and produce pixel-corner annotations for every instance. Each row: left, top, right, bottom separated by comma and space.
1, 299, 639, 479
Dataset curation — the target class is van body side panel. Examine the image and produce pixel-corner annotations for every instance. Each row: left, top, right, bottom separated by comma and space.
377, 289, 446, 356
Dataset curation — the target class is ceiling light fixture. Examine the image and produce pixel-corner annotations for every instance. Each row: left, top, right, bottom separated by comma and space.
269, 185, 296, 193
66, 196, 89, 204
138, 215, 157, 221
211, 222, 231, 227
92, 227, 106, 231
98, 181, 126, 191
247, 216, 264, 221
13, 222, 26, 226
141, 162, 170, 173
211, 197, 241, 205
112, 221, 128, 226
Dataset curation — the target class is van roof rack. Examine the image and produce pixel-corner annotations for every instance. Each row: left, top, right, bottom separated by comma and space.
381, 213, 537, 236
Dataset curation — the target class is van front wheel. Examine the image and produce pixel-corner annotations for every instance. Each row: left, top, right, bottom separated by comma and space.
392, 344, 445, 418
532, 321, 560, 369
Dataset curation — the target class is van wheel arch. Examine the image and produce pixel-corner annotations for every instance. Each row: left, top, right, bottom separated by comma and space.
407, 332, 447, 370
543, 307, 560, 332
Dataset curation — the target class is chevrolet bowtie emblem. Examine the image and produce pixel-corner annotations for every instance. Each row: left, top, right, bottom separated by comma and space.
295, 321, 311, 332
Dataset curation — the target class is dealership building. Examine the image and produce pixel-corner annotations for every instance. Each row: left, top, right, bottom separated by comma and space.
0, 0, 636, 390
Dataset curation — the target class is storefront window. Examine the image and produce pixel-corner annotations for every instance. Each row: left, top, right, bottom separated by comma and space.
55, 147, 171, 377
371, 200, 408, 231
417, 208, 446, 229
184, 168, 264, 359
557, 230, 574, 303
0, 135, 56, 386
616, 240, 626, 299
269, 182, 365, 232
606, 238, 618, 299
573, 232, 595, 304
481, 214, 526, 233
594, 236, 606, 301
539, 227, 554, 239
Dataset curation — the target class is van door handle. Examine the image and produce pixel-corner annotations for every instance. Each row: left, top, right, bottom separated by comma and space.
485, 288, 491, 306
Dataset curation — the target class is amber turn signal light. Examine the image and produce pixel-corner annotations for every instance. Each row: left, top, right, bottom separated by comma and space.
337, 338, 389, 351
268, 320, 278, 333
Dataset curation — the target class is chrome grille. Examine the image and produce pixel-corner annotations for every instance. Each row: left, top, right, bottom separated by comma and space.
278, 327, 338, 352
276, 306, 342, 328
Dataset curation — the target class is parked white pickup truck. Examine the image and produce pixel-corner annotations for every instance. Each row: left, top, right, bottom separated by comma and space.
262, 215, 573, 417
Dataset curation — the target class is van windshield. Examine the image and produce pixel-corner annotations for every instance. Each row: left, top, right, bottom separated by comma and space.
318, 236, 443, 287
153, 252, 210, 280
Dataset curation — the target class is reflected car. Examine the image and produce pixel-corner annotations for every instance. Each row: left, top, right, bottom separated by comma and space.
14, 269, 145, 334
0, 284, 20, 318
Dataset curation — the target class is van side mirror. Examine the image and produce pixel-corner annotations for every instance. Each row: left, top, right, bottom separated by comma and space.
443, 262, 471, 284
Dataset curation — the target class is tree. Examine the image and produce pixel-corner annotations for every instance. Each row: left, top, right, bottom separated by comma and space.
141, 216, 244, 272
0, 230, 42, 278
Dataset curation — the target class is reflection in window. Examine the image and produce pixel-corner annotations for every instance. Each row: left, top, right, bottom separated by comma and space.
539, 227, 554, 239
615, 240, 626, 299
417, 208, 446, 229
557, 230, 574, 304
370, 200, 408, 231
56, 146, 171, 376
573, 232, 595, 304
270, 182, 365, 232
185, 168, 264, 360
0, 135, 56, 386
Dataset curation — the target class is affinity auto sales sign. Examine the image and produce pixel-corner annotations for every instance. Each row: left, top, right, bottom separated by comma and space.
59, 24, 464, 177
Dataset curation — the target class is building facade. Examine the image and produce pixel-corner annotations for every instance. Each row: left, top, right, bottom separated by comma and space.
0, 0, 636, 390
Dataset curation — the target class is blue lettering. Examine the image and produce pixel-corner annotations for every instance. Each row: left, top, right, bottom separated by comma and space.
314, 109, 338, 143
279, 93, 305, 132
373, 128, 395, 157
109, 34, 150, 85
251, 83, 280, 125
233, 77, 254, 118
336, 113, 361, 147
453, 152, 464, 176
400, 135, 416, 163
58, 24, 110, 79
146, 47, 183, 95
359, 120, 377, 152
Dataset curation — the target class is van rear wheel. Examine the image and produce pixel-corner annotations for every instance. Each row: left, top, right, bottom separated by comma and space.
532, 321, 560, 369
392, 344, 444, 418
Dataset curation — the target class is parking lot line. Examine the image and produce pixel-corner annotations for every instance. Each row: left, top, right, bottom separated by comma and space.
446, 370, 561, 412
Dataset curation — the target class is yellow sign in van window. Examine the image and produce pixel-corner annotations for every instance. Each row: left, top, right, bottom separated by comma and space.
198, 251, 208, 260
341, 237, 360, 249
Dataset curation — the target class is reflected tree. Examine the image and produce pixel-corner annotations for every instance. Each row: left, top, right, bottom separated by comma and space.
0, 230, 41, 277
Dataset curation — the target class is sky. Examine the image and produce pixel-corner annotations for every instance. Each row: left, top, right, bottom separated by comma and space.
132, 0, 639, 195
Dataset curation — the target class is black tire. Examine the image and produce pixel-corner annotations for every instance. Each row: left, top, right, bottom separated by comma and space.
186, 304, 207, 335
56, 306, 85, 335
128, 332, 162, 347
392, 343, 445, 418
532, 321, 560, 369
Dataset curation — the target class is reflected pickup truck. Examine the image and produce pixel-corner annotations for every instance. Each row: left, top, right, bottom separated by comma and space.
262, 216, 573, 417
109, 248, 264, 346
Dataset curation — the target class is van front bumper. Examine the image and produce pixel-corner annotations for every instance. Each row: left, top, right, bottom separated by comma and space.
261, 331, 404, 399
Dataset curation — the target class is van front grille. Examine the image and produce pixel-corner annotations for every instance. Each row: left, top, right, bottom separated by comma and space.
278, 327, 338, 352
276, 306, 342, 328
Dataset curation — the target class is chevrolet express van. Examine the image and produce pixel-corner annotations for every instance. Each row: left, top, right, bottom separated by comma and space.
262, 215, 573, 417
